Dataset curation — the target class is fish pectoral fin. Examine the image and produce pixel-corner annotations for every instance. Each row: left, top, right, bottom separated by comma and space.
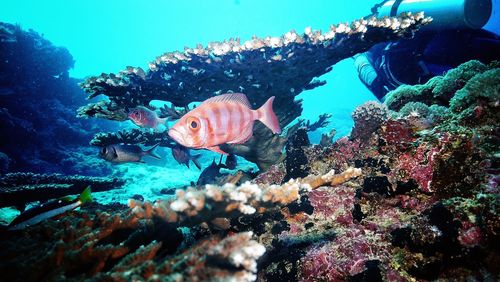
206, 146, 229, 155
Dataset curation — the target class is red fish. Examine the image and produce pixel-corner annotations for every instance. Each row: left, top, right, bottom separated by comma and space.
168, 93, 281, 154
128, 106, 166, 130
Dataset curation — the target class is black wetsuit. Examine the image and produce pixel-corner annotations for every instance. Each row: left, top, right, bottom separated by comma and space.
360, 29, 500, 99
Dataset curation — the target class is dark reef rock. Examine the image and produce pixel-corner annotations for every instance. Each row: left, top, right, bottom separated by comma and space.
284, 128, 311, 182
0, 22, 115, 175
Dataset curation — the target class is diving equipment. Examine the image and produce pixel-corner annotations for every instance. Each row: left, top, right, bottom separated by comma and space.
376, 0, 492, 30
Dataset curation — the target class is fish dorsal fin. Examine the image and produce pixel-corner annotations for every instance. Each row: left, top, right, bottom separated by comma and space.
202, 93, 251, 108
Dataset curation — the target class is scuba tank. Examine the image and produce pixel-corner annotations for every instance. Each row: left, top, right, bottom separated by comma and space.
376, 0, 492, 30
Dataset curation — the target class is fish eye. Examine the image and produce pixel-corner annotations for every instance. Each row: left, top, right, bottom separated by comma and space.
187, 117, 200, 131
101, 147, 107, 155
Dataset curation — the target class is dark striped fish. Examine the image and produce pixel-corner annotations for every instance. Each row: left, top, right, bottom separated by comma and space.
8, 187, 92, 231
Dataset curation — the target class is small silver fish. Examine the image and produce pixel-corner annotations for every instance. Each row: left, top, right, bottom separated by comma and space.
100, 143, 161, 163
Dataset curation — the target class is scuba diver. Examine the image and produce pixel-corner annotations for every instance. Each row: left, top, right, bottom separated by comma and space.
354, 0, 500, 100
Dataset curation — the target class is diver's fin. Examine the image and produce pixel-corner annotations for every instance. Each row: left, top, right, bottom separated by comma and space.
207, 146, 228, 155
79, 186, 92, 204
256, 96, 281, 134
144, 143, 161, 159
192, 154, 202, 170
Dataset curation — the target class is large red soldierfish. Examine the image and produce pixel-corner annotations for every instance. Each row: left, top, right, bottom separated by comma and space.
168, 93, 281, 155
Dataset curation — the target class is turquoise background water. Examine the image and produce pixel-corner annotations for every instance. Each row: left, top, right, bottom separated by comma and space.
2, 0, 499, 140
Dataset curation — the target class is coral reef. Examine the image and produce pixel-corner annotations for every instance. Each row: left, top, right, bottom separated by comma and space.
79, 13, 430, 169
0, 173, 125, 208
90, 128, 175, 148
0, 19, 498, 282
0, 22, 115, 175
128, 168, 360, 228
0, 168, 359, 281
254, 60, 498, 280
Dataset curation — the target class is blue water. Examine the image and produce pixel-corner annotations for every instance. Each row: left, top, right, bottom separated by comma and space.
1, 0, 388, 140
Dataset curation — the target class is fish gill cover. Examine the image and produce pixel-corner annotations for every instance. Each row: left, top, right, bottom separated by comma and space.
0, 4, 499, 282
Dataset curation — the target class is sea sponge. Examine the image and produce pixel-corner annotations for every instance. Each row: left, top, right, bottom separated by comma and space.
427, 105, 449, 124
384, 76, 441, 111
351, 101, 388, 140
398, 101, 430, 118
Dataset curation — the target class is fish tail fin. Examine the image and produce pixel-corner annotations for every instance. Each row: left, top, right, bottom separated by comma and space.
192, 154, 202, 170
256, 96, 281, 134
144, 143, 162, 159
80, 186, 92, 204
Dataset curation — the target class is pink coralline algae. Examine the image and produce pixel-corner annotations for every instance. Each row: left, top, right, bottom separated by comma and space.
308, 185, 355, 226
380, 119, 415, 151
391, 143, 440, 193
300, 227, 390, 281
253, 162, 286, 185
458, 221, 483, 247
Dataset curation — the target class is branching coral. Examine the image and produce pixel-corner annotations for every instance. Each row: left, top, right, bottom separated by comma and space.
129, 168, 361, 228
0, 203, 266, 282
297, 113, 332, 132
90, 128, 175, 148
0, 173, 125, 208
78, 13, 430, 121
